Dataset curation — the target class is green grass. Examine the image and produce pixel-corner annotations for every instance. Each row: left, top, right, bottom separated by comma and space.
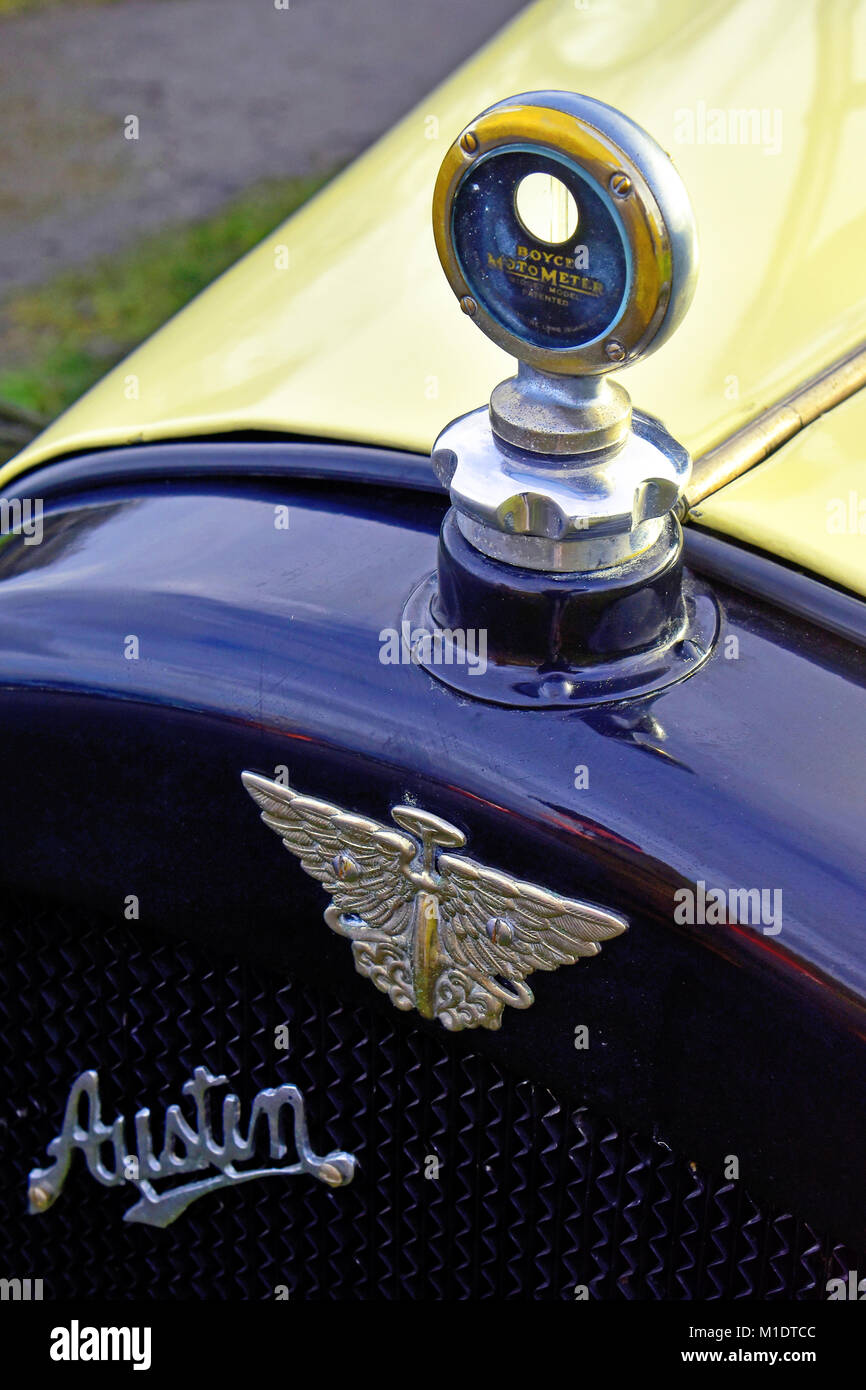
0, 172, 330, 433
0, 0, 120, 14
0, 0, 169, 15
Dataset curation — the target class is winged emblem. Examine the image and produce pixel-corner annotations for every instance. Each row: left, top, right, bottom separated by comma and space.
242, 772, 627, 1031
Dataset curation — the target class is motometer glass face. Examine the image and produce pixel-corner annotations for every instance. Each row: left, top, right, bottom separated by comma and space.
451, 148, 629, 352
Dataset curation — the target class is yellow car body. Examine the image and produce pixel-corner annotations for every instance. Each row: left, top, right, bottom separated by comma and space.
3, 0, 865, 592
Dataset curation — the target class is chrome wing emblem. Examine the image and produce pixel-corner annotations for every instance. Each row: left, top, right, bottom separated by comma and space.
242, 772, 627, 1031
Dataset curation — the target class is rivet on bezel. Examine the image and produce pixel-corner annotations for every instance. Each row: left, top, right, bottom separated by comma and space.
609, 171, 632, 198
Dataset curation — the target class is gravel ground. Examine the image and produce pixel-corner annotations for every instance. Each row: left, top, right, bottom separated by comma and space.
0, 0, 527, 293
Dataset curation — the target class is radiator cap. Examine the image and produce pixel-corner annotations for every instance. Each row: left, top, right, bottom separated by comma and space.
407, 91, 717, 706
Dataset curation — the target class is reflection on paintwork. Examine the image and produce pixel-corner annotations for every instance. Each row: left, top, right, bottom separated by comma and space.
1, 0, 866, 600
2, 0, 865, 591
695, 387, 866, 596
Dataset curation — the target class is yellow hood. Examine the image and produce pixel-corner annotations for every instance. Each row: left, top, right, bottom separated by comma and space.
3, 0, 865, 590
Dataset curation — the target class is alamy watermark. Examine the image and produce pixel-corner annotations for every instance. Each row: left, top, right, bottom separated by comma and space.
379, 621, 487, 676
674, 880, 782, 935
0, 1276, 43, 1300
49, 1321, 151, 1371
827, 1270, 866, 1299
0, 497, 43, 546
826, 491, 865, 534
674, 103, 783, 156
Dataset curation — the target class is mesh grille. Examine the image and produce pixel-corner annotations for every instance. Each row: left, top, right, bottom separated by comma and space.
0, 894, 858, 1301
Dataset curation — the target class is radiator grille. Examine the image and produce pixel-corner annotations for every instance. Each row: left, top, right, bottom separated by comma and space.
0, 895, 857, 1300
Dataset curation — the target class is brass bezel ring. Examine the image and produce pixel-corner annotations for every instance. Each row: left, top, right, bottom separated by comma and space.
433, 100, 680, 375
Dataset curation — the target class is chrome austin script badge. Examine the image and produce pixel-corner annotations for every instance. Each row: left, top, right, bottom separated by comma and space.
28, 1068, 356, 1228
243, 772, 627, 1031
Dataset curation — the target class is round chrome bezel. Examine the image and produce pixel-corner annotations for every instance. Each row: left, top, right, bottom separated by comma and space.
432, 92, 698, 375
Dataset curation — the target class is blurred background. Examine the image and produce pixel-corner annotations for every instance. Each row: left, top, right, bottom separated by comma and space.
0, 0, 526, 460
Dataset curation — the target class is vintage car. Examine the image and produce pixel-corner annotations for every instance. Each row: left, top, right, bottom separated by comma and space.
0, 0, 864, 1303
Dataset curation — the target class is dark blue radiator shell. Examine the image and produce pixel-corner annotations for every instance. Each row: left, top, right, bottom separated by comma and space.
0, 441, 864, 1279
